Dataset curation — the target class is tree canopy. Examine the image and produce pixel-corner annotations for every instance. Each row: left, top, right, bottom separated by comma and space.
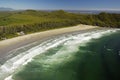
0, 10, 120, 40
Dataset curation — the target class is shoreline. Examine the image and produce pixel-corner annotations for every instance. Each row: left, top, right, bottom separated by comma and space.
0, 24, 100, 60
1, 28, 119, 80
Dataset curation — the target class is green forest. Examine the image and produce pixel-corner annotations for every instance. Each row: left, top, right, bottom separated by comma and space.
0, 10, 120, 40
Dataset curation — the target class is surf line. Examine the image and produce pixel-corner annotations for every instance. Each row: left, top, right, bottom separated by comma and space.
0, 29, 118, 80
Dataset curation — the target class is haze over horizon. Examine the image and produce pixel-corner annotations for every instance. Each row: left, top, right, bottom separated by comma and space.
0, 0, 120, 10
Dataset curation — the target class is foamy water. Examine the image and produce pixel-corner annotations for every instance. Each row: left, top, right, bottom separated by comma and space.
0, 29, 119, 80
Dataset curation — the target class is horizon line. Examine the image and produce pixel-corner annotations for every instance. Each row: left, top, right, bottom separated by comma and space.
0, 7, 120, 11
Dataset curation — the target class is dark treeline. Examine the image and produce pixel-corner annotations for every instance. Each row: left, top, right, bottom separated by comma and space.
0, 10, 120, 40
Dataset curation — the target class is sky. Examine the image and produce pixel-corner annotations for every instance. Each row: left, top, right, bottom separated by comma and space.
0, 0, 120, 10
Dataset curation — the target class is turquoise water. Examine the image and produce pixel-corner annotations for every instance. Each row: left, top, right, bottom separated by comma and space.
13, 31, 120, 80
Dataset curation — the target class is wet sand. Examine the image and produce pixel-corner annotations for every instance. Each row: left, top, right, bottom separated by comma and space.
0, 24, 100, 62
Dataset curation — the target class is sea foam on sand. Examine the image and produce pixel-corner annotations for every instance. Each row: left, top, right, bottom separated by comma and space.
0, 29, 119, 80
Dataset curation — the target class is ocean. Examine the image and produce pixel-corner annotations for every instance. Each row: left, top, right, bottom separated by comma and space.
0, 29, 120, 80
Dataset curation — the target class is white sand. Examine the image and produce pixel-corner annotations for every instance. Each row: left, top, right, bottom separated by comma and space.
0, 24, 98, 57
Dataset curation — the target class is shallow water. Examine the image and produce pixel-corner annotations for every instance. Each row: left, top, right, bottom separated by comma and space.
12, 30, 120, 80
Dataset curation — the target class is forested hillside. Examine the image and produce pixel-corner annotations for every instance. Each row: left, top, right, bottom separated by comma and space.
0, 10, 120, 40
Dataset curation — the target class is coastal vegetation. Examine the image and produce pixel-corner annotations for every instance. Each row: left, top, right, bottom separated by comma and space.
0, 10, 120, 40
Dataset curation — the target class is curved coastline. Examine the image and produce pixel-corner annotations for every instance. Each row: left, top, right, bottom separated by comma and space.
0, 28, 119, 80
0, 24, 99, 60
0, 24, 119, 80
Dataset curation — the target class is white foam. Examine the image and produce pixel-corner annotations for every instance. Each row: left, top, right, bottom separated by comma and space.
4, 76, 13, 80
0, 29, 118, 80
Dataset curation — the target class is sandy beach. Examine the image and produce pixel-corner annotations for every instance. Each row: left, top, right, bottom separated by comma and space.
0, 24, 99, 61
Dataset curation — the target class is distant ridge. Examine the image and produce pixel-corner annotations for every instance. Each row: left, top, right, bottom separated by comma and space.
37, 10, 120, 14
0, 7, 14, 11
64, 10, 120, 14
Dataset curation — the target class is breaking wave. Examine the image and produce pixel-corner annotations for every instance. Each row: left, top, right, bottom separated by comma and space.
0, 29, 119, 80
